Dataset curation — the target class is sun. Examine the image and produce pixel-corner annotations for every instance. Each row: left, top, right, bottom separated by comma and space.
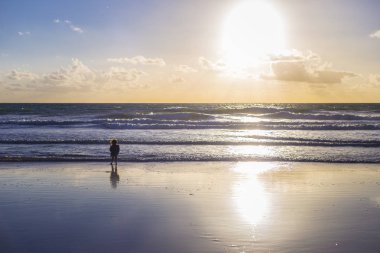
221, 1, 285, 70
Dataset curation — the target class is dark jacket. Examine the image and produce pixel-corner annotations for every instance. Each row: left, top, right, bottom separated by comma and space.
110, 144, 120, 156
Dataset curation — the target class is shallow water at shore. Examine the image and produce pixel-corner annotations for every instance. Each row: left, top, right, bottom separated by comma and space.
1, 162, 380, 253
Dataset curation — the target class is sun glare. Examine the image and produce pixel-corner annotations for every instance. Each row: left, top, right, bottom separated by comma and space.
232, 162, 275, 225
222, 1, 285, 70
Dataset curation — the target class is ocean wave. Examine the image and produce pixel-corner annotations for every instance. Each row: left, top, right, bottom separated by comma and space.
0, 119, 100, 126
2, 103, 380, 116
102, 112, 216, 121
1, 139, 380, 147
2, 112, 380, 130
256, 111, 380, 121
1, 120, 380, 130
99, 122, 380, 130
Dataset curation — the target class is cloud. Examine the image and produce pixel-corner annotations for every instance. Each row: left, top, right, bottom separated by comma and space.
3, 77, 42, 91
2, 59, 148, 92
268, 50, 319, 63
107, 56, 166, 66
3, 59, 96, 92
175, 65, 197, 73
64, 20, 84, 33
370, 30, 380, 39
54, 19, 84, 33
262, 51, 357, 84
368, 74, 380, 87
70, 26, 83, 33
41, 59, 146, 88
4, 70, 39, 91
43, 58, 95, 84
7, 70, 39, 81
104, 67, 146, 84
169, 75, 185, 84
198, 57, 226, 72
17, 31, 31, 36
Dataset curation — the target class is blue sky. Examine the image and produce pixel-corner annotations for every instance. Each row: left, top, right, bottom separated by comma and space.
0, 0, 230, 69
0, 0, 380, 102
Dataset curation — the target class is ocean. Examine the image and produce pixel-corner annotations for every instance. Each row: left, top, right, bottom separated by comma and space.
0, 103, 380, 163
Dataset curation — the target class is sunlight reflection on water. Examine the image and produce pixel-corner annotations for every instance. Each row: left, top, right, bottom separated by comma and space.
232, 162, 276, 225
229, 145, 277, 158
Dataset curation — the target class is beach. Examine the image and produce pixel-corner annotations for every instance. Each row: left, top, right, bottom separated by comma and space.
1, 161, 380, 253
2, 0, 380, 250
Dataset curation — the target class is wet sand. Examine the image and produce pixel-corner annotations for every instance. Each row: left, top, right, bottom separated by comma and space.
1, 162, 380, 253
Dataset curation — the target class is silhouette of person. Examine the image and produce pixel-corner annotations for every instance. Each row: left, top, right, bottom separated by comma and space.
110, 164, 120, 189
110, 139, 120, 165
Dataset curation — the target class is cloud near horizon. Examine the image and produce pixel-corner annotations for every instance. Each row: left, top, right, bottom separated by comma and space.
7, 70, 39, 81
369, 74, 380, 87
169, 75, 185, 84
1, 59, 148, 92
104, 67, 146, 86
0, 53, 373, 97
175, 65, 197, 73
370, 30, 380, 39
107, 56, 166, 66
198, 57, 226, 72
262, 51, 357, 84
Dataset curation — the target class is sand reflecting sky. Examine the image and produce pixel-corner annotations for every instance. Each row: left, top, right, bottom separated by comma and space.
232, 162, 276, 225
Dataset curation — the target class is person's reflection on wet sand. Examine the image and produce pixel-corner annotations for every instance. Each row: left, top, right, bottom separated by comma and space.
110, 164, 120, 188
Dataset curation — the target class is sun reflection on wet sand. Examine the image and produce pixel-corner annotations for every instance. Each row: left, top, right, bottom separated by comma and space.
232, 162, 277, 226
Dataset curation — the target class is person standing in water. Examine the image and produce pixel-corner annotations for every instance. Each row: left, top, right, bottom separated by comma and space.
110, 139, 120, 165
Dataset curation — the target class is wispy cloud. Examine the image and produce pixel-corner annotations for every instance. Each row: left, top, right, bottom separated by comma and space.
53, 19, 84, 33
198, 57, 226, 72
64, 20, 84, 33
175, 65, 197, 73
107, 56, 166, 66
17, 31, 31, 36
370, 30, 380, 39
169, 75, 185, 83
262, 51, 357, 84
368, 74, 380, 87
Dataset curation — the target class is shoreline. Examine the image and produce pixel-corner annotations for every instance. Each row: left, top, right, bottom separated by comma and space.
2, 159, 380, 164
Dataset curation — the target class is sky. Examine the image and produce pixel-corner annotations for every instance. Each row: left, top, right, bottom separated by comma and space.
0, 0, 380, 103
